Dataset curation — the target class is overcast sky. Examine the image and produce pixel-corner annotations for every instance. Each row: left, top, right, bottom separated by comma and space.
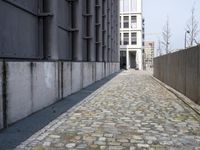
143, 0, 200, 53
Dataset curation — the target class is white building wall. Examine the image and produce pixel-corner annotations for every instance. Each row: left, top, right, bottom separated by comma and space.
120, 0, 143, 70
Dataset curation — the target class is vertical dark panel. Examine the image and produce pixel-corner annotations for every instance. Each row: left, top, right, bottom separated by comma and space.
107, 0, 111, 62
57, 0, 72, 60
102, 0, 107, 62
95, 0, 103, 62
71, 0, 83, 61
186, 47, 199, 103
43, 0, 58, 60
177, 50, 186, 94
0, 0, 43, 59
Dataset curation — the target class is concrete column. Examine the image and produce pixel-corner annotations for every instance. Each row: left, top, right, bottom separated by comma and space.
102, 0, 108, 62
72, 0, 83, 61
96, 0, 103, 62
136, 50, 142, 70
126, 50, 129, 69
88, 0, 96, 62
43, 0, 58, 60
116, 1, 120, 62
107, 0, 112, 62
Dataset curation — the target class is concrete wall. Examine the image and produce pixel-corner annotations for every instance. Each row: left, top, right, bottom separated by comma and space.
153, 45, 200, 105
0, 61, 120, 129
6, 62, 59, 124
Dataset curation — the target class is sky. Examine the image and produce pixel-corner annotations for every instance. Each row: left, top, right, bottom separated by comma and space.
143, 0, 200, 54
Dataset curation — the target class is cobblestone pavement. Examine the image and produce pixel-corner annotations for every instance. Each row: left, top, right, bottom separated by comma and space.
16, 70, 200, 150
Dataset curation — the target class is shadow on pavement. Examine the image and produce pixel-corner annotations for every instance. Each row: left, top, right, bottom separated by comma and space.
0, 72, 119, 150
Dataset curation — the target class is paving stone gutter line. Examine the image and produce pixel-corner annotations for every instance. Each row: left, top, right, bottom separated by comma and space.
151, 75, 200, 119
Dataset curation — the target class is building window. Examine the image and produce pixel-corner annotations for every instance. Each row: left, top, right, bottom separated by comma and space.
123, 16, 129, 28
131, 16, 137, 28
130, 0, 137, 12
131, 32, 137, 45
123, 33, 129, 45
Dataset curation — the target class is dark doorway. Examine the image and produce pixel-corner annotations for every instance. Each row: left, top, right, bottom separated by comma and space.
120, 51, 126, 69
129, 51, 136, 68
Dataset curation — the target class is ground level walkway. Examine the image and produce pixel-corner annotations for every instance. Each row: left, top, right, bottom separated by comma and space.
16, 70, 200, 150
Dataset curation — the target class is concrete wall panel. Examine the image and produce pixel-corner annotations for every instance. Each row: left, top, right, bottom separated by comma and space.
7, 62, 32, 124
32, 62, 59, 112
62, 62, 72, 98
71, 62, 82, 93
83, 63, 94, 88
96, 62, 104, 81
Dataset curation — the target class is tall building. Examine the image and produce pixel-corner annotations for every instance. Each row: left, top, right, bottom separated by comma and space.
144, 41, 154, 70
119, 0, 143, 70
0, 0, 119, 129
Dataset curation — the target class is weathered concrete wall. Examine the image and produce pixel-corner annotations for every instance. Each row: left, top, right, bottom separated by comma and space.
31, 62, 59, 112
71, 62, 83, 93
7, 62, 33, 124
6, 62, 59, 124
0, 61, 120, 129
62, 62, 72, 98
96, 63, 104, 81
154, 45, 200, 105
83, 62, 95, 88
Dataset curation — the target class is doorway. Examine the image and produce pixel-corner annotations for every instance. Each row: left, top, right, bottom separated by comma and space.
129, 51, 136, 69
120, 51, 126, 69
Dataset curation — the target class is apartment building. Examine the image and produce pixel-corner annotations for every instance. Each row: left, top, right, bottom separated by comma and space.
120, 0, 143, 70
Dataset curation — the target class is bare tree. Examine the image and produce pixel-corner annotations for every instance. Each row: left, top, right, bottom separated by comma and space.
186, 7, 199, 47
162, 18, 171, 54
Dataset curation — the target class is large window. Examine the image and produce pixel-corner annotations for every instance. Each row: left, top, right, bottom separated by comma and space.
123, 16, 129, 28
131, 32, 137, 45
123, 33, 129, 45
131, 16, 137, 28
130, 0, 137, 12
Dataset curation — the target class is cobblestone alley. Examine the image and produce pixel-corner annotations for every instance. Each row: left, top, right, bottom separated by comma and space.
16, 70, 200, 150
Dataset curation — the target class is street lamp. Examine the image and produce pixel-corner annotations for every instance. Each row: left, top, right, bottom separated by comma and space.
184, 30, 190, 49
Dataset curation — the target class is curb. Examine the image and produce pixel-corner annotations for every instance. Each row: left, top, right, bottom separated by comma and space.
151, 76, 200, 118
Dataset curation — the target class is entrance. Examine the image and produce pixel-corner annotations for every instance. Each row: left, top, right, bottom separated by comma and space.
120, 51, 126, 69
129, 51, 136, 69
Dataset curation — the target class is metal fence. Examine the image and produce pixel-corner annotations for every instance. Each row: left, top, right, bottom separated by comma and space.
153, 45, 200, 105
0, 0, 119, 62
